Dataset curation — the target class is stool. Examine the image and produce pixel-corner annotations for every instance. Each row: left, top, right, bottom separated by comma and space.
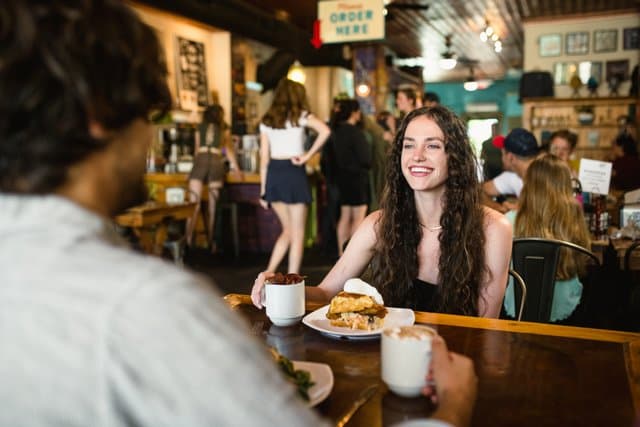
217, 188, 239, 257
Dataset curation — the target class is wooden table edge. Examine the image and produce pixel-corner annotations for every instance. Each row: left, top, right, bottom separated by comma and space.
223, 293, 640, 343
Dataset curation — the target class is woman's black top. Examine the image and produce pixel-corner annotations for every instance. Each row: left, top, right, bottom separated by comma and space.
410, 278, 439, 312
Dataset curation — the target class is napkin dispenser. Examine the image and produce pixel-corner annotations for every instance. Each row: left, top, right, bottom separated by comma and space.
165, 187, 186, 204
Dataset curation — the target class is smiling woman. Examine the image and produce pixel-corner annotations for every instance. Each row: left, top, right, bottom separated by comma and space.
252, 105, 513, 318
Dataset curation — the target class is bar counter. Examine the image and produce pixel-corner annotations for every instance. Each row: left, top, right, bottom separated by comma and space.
144, 172, 283, 252
225, 294, 640, 427
145, 171, 260, 202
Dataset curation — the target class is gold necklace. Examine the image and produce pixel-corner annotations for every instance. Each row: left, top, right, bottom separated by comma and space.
422, 224, 442, 232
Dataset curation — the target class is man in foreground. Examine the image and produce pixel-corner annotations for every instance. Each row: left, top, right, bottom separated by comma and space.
0, 1, 476, 426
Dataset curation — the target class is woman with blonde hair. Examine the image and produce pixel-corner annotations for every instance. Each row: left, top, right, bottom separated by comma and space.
259, 78, 330, 273
504, 154, 591, 322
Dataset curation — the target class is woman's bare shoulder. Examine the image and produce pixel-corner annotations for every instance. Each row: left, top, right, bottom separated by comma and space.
350, 210, 382, 243
482, 206, 512, 237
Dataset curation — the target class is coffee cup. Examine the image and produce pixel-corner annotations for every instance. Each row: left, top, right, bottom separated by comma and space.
381, 325, 436, 398
262, 280, 305, 327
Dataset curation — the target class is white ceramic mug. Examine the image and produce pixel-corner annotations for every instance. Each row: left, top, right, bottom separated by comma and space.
262, 280, 305, 327
381, 325, 436, 398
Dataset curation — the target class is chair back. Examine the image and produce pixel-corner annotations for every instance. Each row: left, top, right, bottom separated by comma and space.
508, 269, 527, 321
624, 241, 640, 271
512, 237, 600, 323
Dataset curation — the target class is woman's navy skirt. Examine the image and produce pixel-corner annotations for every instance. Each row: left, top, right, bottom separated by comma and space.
264, 159, 311, 204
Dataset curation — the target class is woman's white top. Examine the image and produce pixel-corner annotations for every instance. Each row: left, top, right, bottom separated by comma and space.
259, 113, 308, 158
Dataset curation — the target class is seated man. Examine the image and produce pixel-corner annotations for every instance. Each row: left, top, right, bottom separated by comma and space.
482, 128, 539, 213
0, 1, 476, 426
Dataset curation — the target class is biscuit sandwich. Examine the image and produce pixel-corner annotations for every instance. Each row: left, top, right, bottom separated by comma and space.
325, 279, 387, 330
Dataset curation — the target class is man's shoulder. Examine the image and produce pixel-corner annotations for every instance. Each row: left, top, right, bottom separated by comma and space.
83, 243, 220, 310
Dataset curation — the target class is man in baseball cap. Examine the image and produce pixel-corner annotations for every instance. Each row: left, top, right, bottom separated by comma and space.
481, 128, 539, 213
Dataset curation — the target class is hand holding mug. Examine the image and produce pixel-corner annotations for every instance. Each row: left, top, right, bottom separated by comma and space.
426, 336, 478, 427
251, 271, 272, 308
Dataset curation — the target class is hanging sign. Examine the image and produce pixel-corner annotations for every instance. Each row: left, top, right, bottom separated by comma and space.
317, 0, 385, 44
578, 158, 612, 195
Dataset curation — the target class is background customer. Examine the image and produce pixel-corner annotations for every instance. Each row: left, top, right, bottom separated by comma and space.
611, 132, 640, 192
331, 99, 372, 256
186, 104, 241, 251
482, 128, 539, 213
503, 154, 591, 323
259, 78, 331, 274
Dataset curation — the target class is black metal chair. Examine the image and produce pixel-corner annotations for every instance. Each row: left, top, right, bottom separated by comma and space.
624, 241, 640, 272
508, 269, 527, 321
511, 237, 600, 323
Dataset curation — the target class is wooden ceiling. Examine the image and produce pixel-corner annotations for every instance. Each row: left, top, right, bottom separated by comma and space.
241, 0, 640, 82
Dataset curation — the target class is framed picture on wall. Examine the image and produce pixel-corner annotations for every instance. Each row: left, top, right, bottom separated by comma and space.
539, 34, 562, 57
566, 32, 589, 55
593, 29, 617, 53
623, 27, 640, 50
175, 36, 210, 110
606, 59, 630, 81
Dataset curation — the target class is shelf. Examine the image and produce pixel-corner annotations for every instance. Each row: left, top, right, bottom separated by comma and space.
522, 96, 639, 164
522, 96, 638, 104
531, 124, 633, 130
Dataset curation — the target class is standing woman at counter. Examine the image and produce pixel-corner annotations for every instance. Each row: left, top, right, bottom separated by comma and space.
259, 78, 331, 274
186, 104, 241, 252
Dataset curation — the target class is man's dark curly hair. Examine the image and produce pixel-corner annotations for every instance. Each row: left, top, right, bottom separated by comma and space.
0, 0, 172, 193
367, 106, 487, 315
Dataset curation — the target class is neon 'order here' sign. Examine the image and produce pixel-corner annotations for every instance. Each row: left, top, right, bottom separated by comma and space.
318, 0, 385, 44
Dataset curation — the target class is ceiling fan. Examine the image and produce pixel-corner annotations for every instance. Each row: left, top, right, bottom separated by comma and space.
384, 1, 429, 21
385, 1, 430, 11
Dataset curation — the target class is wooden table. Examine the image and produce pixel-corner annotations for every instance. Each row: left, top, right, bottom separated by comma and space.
225, 294, 640, 427
114, 201, 196, 255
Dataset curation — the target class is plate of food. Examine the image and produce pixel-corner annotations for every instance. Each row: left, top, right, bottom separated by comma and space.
272, 348, 333, 407
302, 279, 415, 339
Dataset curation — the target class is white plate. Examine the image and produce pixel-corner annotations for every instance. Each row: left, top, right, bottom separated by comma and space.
302, 305, 415, 340
292, 361, 333, 407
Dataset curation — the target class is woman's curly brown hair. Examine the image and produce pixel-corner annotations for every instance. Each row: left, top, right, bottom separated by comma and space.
368, 106, 487, 315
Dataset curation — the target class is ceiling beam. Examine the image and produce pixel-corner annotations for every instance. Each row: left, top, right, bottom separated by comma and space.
135, 0, 350, 68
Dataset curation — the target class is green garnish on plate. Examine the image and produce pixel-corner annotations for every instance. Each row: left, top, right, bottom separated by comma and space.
270, 348, 315, 401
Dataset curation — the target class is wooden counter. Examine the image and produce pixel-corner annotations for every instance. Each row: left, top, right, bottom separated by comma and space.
145, 172, 260, 202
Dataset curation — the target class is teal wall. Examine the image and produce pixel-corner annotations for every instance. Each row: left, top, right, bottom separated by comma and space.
424, 78, 522, 135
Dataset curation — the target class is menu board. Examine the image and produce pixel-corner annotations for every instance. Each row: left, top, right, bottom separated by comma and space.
176, 36, 210, 109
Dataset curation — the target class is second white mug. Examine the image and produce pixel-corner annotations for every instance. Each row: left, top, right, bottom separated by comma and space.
381, 325, 436, 398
